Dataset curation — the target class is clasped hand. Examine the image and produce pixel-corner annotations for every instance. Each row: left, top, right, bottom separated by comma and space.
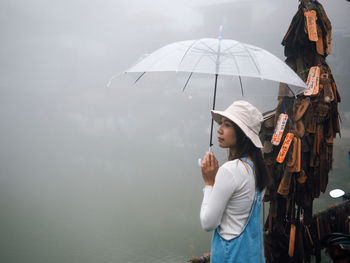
201, 152, 219, 186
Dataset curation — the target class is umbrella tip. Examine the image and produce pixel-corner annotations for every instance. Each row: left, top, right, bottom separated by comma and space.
219, 25, 223, 40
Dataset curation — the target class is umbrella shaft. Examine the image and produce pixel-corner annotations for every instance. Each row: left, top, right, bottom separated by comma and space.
210, 74, 219, 147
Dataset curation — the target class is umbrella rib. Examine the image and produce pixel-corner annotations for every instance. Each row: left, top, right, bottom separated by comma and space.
189, 47, 215, 55
190, 51, 211, 72
216, 51, 244, 64
199, 40, 218, 55
227, 51, 245, 96
179, 49, 214, 75
133, 72, 146, 84
221, 42, 240, 54
198, 40, 223, 65
180, 52, 211, 91
179, 46, 218, 69
231, 54, 241, 77
240, 43, 261, 76
223, 49, 259, 71
239, 76, 244, 96
219, 47, 241, 76
215, 44, 254, 75
187, 48, 218, 64
182, 72, 193, 92
177, 39, 200, 71
132, 43, 195, 72
217, 42, 244, 61
177, 42, 219, 66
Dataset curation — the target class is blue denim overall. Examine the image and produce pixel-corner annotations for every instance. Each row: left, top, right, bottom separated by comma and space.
210, 157, 265, 263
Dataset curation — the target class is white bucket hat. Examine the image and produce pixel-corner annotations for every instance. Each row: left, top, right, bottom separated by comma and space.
211, 100, 264, 148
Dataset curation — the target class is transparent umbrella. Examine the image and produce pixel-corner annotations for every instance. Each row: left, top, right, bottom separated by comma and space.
123, 28, 308, 148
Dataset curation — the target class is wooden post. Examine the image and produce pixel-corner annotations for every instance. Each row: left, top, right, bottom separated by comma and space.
300, 0, 313, 9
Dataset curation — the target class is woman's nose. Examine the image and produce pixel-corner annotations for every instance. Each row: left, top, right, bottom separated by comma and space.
217, 125, 223, 134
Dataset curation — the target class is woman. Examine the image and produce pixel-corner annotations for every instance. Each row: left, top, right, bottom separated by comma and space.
200, 100, 268, 263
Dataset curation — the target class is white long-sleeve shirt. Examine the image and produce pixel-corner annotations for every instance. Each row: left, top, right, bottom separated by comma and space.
200, 159, 256, 240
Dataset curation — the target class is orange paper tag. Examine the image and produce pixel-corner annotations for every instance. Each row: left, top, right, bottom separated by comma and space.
271, 114, 288, 146
304, 66, 320, 96
304, 10, 318, 42
276, 133, 294, 163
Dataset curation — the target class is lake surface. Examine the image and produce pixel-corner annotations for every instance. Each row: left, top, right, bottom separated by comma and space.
0, 90, 349, 262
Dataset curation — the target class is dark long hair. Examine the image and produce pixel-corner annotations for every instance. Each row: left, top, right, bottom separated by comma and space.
228, 121, 269, 192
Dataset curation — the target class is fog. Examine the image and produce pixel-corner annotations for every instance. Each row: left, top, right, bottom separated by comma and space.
1, 0, 350, 262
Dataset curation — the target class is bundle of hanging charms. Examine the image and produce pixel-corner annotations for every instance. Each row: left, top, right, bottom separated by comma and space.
260, 0, 342, 262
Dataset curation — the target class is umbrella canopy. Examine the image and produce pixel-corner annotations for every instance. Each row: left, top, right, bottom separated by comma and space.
125, 38, 308, 95
124, 37, 308, 148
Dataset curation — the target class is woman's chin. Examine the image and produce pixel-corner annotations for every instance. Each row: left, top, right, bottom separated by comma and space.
218, 142, 227, 148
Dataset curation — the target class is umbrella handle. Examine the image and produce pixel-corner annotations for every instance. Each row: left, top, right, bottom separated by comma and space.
197, 147, 213, 167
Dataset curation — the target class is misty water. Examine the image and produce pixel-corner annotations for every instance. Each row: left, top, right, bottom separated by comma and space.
1, 0, 350, 262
